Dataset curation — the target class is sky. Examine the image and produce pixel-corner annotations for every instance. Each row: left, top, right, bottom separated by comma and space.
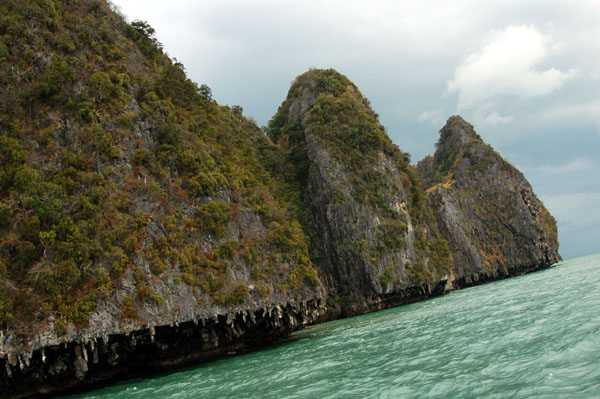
111, 0, 600, 259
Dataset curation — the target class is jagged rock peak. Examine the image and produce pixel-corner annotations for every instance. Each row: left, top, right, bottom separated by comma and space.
269, 68, 389, 162
271, 68, 366, 127
438, 115, 482, 148
418, 116, 561, 277
423, 114, 501, 182
290, 68, 356, 98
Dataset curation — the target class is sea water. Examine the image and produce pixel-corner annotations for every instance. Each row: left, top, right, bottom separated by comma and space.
63, 253, 600, 398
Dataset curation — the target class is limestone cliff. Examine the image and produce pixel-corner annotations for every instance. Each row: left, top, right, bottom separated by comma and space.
0, 1, 324, 397
0, 1, 560, 397
269, 70, 455, 316
269, 71, 560, 316
417, 116, 561, 285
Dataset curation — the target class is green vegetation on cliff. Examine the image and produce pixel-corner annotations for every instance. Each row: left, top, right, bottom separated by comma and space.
268, 69, 452, 304
0, 3, 562, 397
0, 0, 319, 332
0, 0, 559, 343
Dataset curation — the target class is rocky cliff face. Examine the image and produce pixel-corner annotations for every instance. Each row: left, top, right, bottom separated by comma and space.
417, 116, 561, 285
0, 1, 324, 397
269, 70, 455, 316
269, 71, 560, 316
0, 2, 560, 397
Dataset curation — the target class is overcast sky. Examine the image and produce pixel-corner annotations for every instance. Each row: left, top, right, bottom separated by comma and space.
112, 0, 600, 259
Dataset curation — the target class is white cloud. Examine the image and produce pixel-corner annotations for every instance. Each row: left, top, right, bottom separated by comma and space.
447, 25, 577, 110
541, 99, 600, 134
520, 157, 599, 175
484, 111, 514, 126
418, 108, 446, 127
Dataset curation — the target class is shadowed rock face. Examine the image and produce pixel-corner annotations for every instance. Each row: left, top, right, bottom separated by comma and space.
417, 116, 561, 284
0, 300, 324, 399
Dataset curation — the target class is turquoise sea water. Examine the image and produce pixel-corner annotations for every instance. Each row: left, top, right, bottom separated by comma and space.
64, 253, 600, 398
